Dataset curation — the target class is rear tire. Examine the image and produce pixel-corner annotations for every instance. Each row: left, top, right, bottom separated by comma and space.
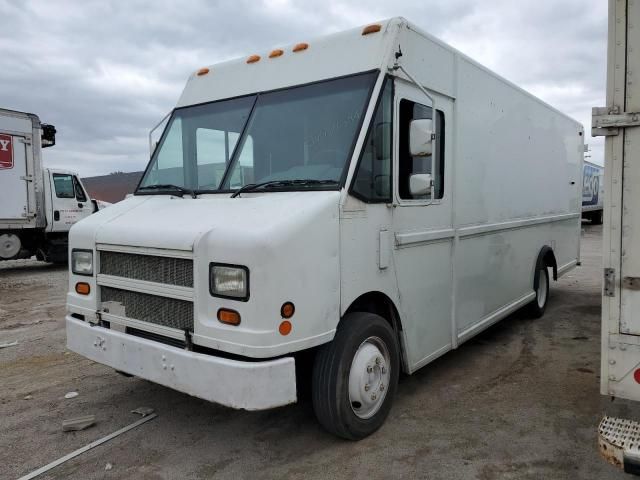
527, 264, 549, 318
312, 312, 399, 440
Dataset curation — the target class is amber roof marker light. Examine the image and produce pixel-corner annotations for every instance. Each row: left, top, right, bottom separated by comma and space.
362, 24, 382, 35
269, 49, 284, 58
246, 54, 261, 64
292, 43, 309, 52
196, 67, 210, 76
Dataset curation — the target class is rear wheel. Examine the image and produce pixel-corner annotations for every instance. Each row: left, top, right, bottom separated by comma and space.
527, 264, 549, 318
312, 312, 399, 440
0, 233, 21, 260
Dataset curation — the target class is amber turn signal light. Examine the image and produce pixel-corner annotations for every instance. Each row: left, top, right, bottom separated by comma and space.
218, 308, 241, 326
280, 302, 295, 319
75, 282, 90, 295
279, 320, 292, 336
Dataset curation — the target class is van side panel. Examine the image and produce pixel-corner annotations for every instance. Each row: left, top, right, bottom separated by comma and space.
451, 53, 582, 336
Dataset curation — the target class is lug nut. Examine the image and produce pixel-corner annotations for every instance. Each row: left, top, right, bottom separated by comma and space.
367, 365, 373, 373
365, 384, 370, 392
375, 357, 381, 365
371, 394, 377, 401
380, 383, 385, 391
381, 366, 386, 374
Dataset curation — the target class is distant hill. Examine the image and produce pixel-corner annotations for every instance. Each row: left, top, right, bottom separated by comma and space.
82, 171, 143, 203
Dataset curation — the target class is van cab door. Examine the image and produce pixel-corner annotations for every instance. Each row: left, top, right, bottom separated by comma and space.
391, 79, 454, 372
47, 171, 93, 232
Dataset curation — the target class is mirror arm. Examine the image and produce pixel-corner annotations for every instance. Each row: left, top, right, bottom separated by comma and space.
390, 62, 435, 108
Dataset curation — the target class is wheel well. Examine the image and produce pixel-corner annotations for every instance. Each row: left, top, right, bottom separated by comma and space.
344, 292, 406, 372
537, 246, 558, 281
344, 291, 402, 333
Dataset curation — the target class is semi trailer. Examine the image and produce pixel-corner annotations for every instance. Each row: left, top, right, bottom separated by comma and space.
66, 17, 583, 439
0, 109, 97, 263
595, 0, 640, 474
582, 160, 604, 225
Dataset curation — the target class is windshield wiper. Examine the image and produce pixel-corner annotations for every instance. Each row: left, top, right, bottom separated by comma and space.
138, 184, 197, 198
230, 179, 338, 198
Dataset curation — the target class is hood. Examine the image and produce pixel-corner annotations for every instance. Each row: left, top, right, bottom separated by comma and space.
76, 191, 339, 251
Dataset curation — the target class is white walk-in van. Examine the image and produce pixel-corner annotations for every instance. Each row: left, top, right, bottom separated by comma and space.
66, 18, 583, 439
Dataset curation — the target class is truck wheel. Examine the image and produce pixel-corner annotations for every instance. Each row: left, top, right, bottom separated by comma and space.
312, 312, 399, 440
0, 233, 21, 260
527, 264, 549, 318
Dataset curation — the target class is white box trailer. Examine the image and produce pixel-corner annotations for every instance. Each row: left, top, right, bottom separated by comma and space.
0, 109, 97, 262
582, 160, 604, 224
595, 0, 640, 473
66, 17, 583, 439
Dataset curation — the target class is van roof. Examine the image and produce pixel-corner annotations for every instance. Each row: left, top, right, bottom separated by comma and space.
176, 17, 581, 127
177, 18, 403, 107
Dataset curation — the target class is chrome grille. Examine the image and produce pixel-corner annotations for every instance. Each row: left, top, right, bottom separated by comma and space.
100, 251, 193, 287
101, 286, 193, 332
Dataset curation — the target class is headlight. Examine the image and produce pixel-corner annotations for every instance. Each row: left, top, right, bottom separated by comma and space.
210, 264, 249, 301
72, 249, 93, 276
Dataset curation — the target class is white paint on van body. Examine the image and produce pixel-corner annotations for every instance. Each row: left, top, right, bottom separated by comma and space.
67, 17, 582, 409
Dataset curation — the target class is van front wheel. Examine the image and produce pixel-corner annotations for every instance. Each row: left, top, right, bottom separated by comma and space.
312, 312, 399, 440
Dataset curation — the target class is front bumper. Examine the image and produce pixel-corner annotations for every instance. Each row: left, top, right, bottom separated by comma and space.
66, 316, 297, 410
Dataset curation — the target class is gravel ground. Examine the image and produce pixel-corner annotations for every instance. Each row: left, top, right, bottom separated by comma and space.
0, 224, 635, 479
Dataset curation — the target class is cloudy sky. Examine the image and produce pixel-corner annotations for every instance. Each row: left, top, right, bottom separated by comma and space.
1, 0, 607, 177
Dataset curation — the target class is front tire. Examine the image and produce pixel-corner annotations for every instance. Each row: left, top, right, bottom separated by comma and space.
312, 312, 399, 440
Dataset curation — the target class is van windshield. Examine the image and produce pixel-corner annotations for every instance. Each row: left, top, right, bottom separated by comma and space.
137, 71, 377, 194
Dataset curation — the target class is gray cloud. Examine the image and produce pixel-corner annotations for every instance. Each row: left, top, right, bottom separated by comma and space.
0, 0, 606, 176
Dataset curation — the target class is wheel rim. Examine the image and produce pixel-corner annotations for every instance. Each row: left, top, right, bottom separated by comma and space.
0, 234, 21, 259
537, 269, 548, 308
348, 336, 391, 420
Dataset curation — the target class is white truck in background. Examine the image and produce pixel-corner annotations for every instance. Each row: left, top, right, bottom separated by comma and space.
0, 109, 97, 263
582, 160, 604, 224
66, 18, 582, 440
596, 0, 640, 474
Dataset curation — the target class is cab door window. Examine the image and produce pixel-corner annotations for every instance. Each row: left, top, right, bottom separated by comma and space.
398, 100, 445, 200
350, 78, 393, 203
53, 174, 75, 198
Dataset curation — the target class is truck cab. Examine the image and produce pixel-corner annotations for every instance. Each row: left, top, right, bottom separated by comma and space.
43, 168, 94, 234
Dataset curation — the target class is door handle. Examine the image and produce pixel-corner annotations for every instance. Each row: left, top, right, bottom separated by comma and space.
54, 211, 60, 221
78, 203, 84, 208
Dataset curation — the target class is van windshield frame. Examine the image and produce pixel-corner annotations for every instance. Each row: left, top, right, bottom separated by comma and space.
136, 70, 379, 196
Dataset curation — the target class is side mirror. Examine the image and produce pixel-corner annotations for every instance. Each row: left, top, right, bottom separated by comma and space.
409, 173, 432, 197
409, 119, 434, 157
